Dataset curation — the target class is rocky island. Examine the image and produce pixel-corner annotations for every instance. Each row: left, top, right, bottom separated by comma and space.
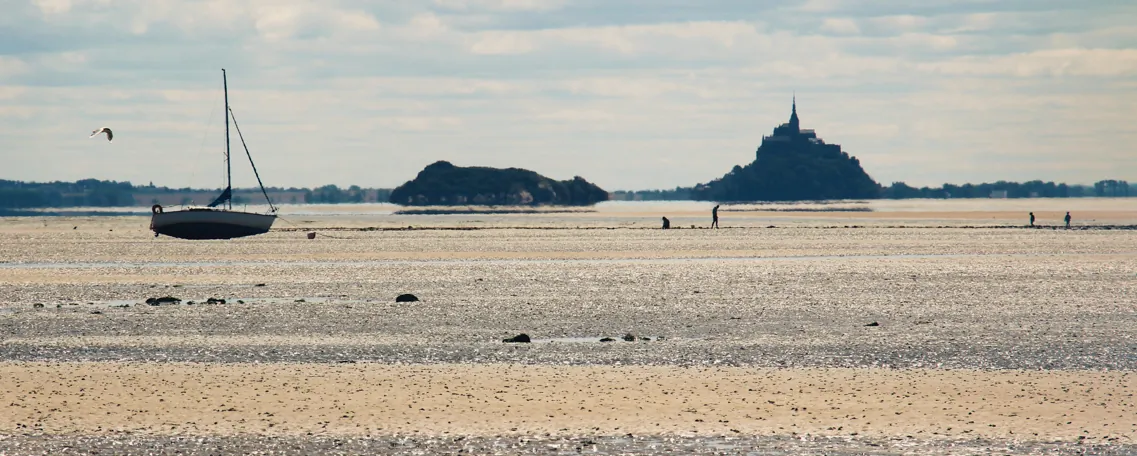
389, 161, 609, 206
693, 98, 881, 201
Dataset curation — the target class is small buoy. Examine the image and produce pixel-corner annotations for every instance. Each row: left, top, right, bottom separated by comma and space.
306, 232, 316, 239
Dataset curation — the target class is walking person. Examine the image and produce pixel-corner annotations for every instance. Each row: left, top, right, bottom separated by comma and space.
711, 204, 720, 229
1029, 212, 1035, 227
661, 216, 670, 229
1065, 211, 1071, 229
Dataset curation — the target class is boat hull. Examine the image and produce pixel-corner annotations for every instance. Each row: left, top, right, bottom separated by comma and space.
151, 209, 276, 240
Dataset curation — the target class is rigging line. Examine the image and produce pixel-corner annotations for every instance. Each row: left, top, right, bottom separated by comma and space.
227, 107, 276, 213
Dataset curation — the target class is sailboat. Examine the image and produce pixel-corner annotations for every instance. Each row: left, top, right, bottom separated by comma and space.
150, 69, 278, 240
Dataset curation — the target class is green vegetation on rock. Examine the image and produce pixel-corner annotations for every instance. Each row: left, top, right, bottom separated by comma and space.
389, 161, 608, 206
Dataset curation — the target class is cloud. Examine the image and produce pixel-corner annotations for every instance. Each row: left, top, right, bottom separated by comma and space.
433, 0, 567, 12
820, 18, 860, 35
0, 56, 31, 77
919, 48, 1137, 77
465, 20, 761, 56
31, 0, 71, 15
0, 0, 1134, 190
536, 109, 617, 123
867, 14, 929, 32
468, 30, 536, 54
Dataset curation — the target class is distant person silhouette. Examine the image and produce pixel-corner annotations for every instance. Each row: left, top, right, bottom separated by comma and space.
1065, 211, 1071, 229
661, 216, 670, 229
711, 205, 720, 229
1029, 212, 1035, 227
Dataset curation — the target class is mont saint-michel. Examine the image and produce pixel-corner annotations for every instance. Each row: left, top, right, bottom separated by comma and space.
692, 98, 880, 202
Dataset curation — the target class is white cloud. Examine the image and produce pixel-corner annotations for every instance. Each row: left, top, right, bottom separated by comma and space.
868, 14, 928, 32
248, 3, 380, 42
0, 57, 31, 78
374, 116, 465, 132
31, 0, 71, 15
561, 77, 719, 99
1, 0, 1135, 190
919, 48, 1137, 77
466, 20, 762, 56
468, 30, 536, 54
820, 18, 860, 35
796, 0, 845, 13
536, 109, 617, 123
433, 0, 566, 12
891, 32, 958, 51
398, 13, 451, 40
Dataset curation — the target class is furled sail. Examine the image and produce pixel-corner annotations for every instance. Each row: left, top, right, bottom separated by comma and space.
207, 186, 232, 208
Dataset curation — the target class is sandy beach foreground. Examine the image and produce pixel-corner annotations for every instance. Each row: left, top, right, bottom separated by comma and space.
2, 201, 1137, 454
2, 362, 1133, 443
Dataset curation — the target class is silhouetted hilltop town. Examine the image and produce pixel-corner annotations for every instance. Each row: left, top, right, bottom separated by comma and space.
690, 98, 880, 202
388, 161, 608, 206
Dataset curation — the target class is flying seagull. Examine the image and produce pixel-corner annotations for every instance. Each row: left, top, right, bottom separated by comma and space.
89, 127, 113, 142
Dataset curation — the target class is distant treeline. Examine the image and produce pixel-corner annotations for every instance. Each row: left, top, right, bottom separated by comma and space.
0, 179, 136, 208
0, 179, 393, 209
610, 188, 694, 201
297, 185, 393, 204
881, 179, 1131, 199
2, 177, 1134, 210
616, 179, 1132, 202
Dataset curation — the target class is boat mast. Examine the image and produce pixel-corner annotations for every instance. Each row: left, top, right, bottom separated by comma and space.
223, 68, 232, 210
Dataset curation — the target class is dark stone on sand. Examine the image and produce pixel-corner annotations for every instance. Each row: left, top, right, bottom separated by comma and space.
254, 283, 266, 287
865, 321, 880, 327
600, 337, 616, 342
396, 294, 419, 303
623, 333, 636, 342
32, 303, 44, 309
502, 333, 531, 343
206, 298, 226, 305
146, 296, 181, 306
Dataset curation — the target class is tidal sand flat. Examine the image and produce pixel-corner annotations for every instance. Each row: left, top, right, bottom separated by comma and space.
1, 200, 1135, 454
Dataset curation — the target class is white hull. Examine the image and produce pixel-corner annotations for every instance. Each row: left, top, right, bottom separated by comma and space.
150, 208, 276, 240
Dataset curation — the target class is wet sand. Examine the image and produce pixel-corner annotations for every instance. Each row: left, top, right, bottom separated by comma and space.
1, 362, 1132, 441
2, 200, 1136, 454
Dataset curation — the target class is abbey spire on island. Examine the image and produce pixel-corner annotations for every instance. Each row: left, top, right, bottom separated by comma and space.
692, 96, 880, 202
766, 95, 819, 140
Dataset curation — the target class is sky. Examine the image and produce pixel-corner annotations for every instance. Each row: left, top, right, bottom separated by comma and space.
1, 0, 1135, 191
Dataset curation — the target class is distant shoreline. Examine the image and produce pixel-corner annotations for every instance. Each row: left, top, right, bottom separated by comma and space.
393, 208, 597, 215
274, 224, 1137, 232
